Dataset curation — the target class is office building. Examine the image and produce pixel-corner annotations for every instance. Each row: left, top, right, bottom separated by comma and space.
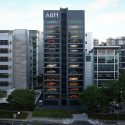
93, 46, 120, 87
0, 29, 39, 91
43, 8, 85, 105
106, 37, 125, 73
0, 30, 13, 90
115, 37, 125, 73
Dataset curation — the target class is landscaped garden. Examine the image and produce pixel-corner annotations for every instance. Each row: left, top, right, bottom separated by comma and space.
32, 108, 73, 118
0, 111, 28, 119
88, 113, 125, 120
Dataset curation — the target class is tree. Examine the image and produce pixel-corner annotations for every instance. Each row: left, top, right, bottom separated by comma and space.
79, 86, 107, 113
103, 80, 119, 101
7, 89, 35, 110
36, 74, 43, 89
0, 90, 4, 98
117, 72, 125, 102
105, 72, 125, 103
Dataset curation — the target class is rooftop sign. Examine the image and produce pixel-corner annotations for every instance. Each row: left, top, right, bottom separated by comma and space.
44, 11, 60, 19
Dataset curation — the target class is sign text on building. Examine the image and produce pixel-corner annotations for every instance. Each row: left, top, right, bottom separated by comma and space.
45, 12, 59, 18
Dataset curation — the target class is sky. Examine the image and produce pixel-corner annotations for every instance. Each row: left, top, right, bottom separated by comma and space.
0, 0, 125, 41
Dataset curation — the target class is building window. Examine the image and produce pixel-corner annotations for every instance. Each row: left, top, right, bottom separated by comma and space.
86, 56, 91, 61
107, 49, 114, 54
0, 57, 8, 62
0, 40, 8, 45
0, 48, 8, 53
106, 56, 114, 63
0, 73, 9, 78
0, 65, 8, 70
68, 20, 83, 24
94, 50, 97, 55
86, 41, 87, 44
0, 81, 9, 86
98, 57, 106, 63
98, 49, 106, 55
98, 64, 114, 71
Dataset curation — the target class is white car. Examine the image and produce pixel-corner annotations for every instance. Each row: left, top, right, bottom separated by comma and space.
47, 64, 57, 68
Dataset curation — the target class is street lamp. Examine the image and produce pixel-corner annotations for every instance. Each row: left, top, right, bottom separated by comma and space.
12, 112, 20, 125
116, 104, 119, 123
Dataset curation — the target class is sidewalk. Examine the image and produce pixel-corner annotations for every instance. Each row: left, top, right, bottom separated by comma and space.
1, 112, 125, 125
0, 113, 89, 124
27, 113, 89, 124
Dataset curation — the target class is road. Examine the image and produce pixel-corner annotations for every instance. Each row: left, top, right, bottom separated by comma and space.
0, 121, 94, 125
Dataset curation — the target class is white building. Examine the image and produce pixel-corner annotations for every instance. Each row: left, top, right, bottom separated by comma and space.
85, 32, 93, 53
0, 30, 13, 90
93, 38, 99, 46
93, 46, 120, 87
0, 29, 39, 91
106, 38, 116, 46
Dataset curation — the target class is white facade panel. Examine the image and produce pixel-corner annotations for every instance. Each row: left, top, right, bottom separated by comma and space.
0, 31, 13, 90
85, 32, 93, 53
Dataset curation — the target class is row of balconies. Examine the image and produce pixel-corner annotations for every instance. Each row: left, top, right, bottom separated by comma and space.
44, 55, 83, 59
44, 59, 83, 63
44, 82, 58, 86
44, 81, 82, 87
44, 39, 83, 44
44, 35, 83, 39
44, 94, 80, 99
45, 70, 82, 75
44, 44, 83, 48
45, 39, 60, 44
44, 58, 60, 62
44, 76, 82, 81
44, 49, 83, 53
44, 63, 83, 68
45, 88, 80, 93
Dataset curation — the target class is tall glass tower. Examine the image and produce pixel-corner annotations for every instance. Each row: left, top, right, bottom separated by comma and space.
43, 8, 85, 106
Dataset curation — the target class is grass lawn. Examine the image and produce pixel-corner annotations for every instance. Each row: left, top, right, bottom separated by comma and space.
0, 111, 13, 118
32, 109, 73, 118
0, 103, 14, 110
88, 113, 125, 120
0, 111, 28, 119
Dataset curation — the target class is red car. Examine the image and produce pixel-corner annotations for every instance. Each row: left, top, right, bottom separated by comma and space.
69, 95, 78, 99
46, 82, 56, 86
70, 88, 79, 92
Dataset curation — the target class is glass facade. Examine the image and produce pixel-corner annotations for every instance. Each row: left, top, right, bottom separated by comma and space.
43, 9, 85, 105
94, 47, 119, 87
43, 10, 61, 105
29, 30, 39, 89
